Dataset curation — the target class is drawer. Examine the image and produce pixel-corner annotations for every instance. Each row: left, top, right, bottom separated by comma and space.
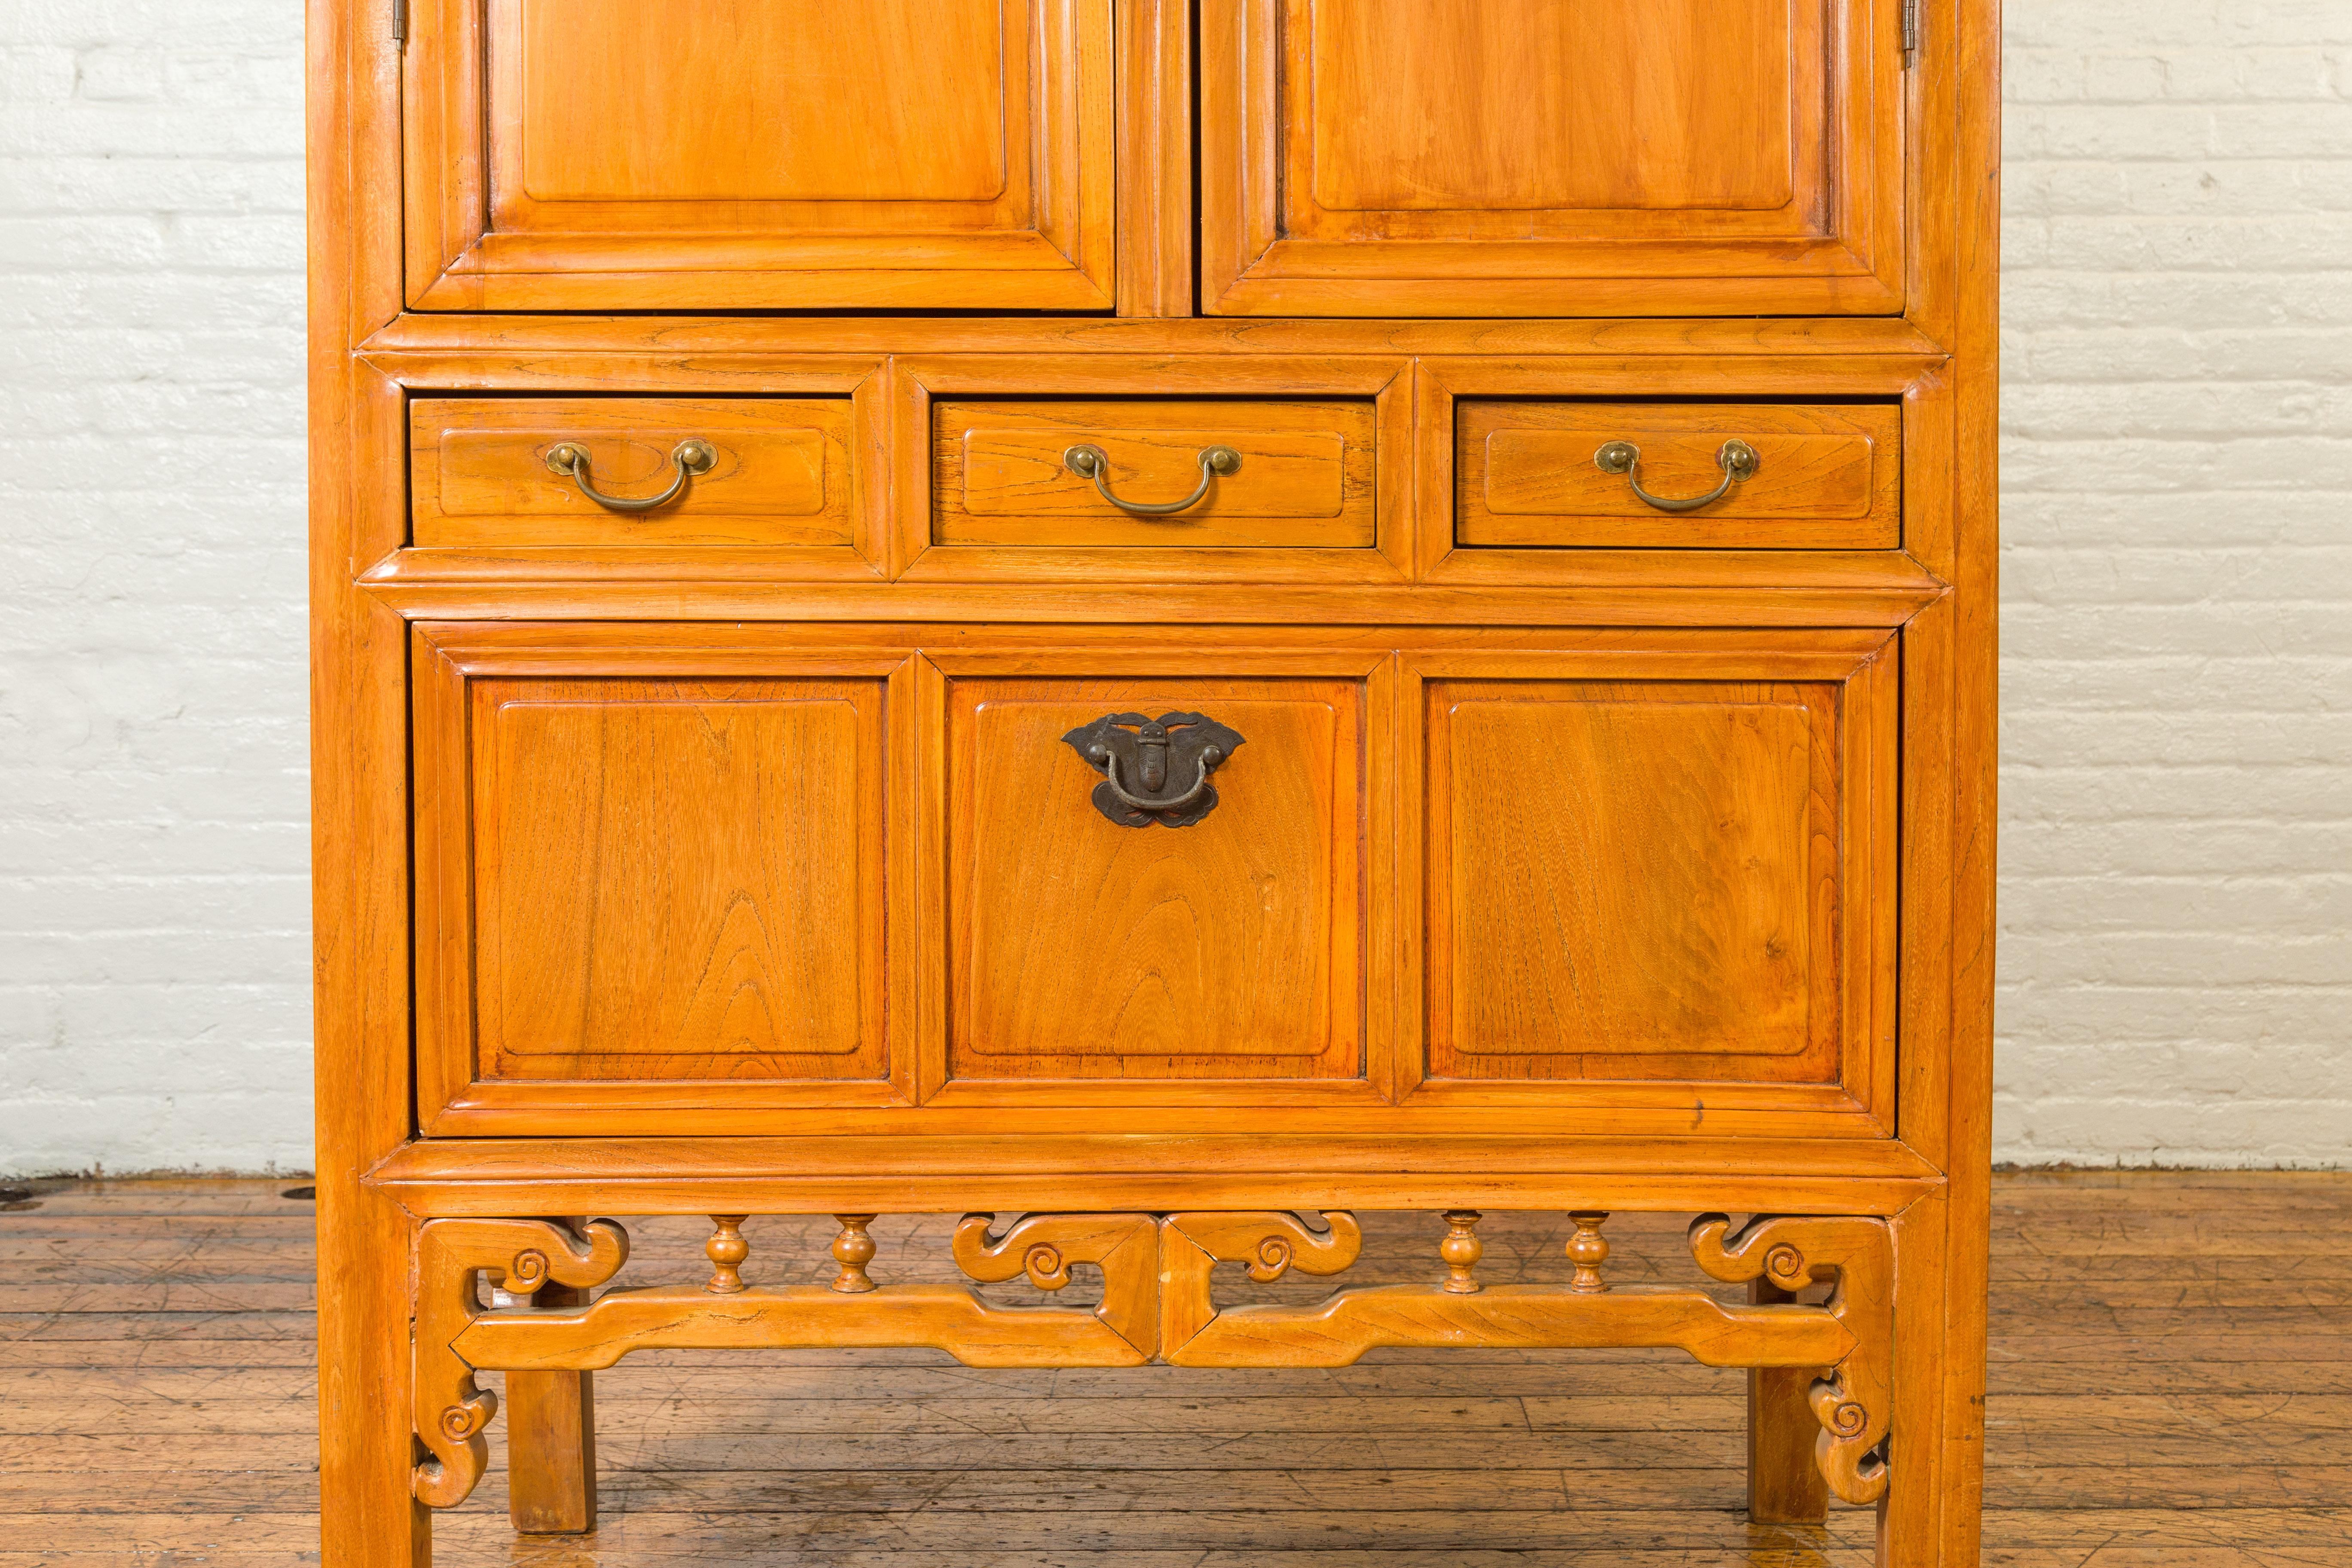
933, 399, 1378, 549
410, 397, 857, 549
1455, 402, 1901, 550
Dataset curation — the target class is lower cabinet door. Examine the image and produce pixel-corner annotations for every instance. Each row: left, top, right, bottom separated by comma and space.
410, 625, 919, 1130
410, 623, 1892, 1136
1403, 631, 1900, 1133
930, 646, 1386, 1104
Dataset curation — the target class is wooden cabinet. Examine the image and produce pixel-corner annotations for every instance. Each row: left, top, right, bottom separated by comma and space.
317, 3, 1995, 1562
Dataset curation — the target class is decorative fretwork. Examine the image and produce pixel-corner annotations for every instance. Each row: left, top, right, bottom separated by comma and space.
411, 1217, 629, 1509
1690, 1213, 1894, 1505
411, 1208, 1896, 1512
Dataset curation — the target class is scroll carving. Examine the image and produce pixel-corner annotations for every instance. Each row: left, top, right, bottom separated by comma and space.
411, 1208, 1896, 1513
951, 1212, 1161, 1358
1689, 1213, 1894, 1506
1158, 1211, 1363, 1354
412, 1217, 629, 1509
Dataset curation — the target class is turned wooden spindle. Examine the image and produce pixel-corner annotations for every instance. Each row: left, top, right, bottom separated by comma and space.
704, 1215, 750, 1295
1567, 1211, 1612, 1294
830, 1214, 879, 1293
1439, 1210, 1484, 1294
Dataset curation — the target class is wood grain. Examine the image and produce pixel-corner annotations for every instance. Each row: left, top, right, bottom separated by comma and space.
409, 626, 926, 1134
894, 358, 1413, 584
934, 398, 1377, 548
1458, 402, 1904, 551
943, 669, 1368, 1087
1199, 0, 1907, 316
1405, 636, 1899, 1120
409, 396, 856, 550
466, 677, 885, 1081
499, 1278, 598, 1533
402, 0, 1119, 310
312, 0, 2007, 1551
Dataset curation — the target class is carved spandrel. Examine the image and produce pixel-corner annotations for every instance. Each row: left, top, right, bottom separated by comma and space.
1689, 1213, 1894, 1506
1158, 1212, 1363, 1355
416, 1208, 1896, 1511
950, 1212, 1162, 1359
412, 1217, 629, 1510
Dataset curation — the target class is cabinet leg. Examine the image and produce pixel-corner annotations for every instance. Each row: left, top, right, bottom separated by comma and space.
1746, 1277, 1829, 1525
502, 1280, 598, 1534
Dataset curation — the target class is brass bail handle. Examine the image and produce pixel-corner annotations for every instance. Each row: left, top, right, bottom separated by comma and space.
1099, 744, 1223, 814
1064, 444, 1241, 517
1594, 438, 1760, 514
545, 438, 717, 513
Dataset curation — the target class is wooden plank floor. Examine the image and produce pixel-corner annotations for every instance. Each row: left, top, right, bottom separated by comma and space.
2, 1173, 2348, 1566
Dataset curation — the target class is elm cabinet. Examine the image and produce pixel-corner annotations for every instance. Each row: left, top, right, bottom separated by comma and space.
312, 2, 1996, 1561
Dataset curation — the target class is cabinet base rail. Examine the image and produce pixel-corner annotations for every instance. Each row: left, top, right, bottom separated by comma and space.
413, 1209, 1893, 1514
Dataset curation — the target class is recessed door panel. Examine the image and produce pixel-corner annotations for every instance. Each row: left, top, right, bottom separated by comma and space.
942, 668, 1372, 1090
404, 0, 1117, 309
475, 684, 874, 1071
1202, 0, 1904, 315
516, 4, 1010, 204
1309, 0, 1793, 214
1410, 636, 1897, 1114
1440, 694, 1818, 1060
412, 627, 914, 1133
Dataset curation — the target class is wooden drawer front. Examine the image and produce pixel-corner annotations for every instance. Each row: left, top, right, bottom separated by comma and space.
410, 398, 855, 550
1408, 635, 1897, 1115
935, 400, 1378, 549
413, 628, 914, 1129
1457, 404, 1902, 550
939, 656, 1378, 1095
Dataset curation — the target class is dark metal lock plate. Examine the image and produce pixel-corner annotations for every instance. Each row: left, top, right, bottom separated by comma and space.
1061, 712, 1246, 828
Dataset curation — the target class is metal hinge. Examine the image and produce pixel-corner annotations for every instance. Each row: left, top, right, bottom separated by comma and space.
392, 0, 408, 46
1901, 0, 1920, 67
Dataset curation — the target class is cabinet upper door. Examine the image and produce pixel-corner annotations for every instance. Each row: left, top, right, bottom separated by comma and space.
1200, 0, 1906, 317
403, 0, 1117, 310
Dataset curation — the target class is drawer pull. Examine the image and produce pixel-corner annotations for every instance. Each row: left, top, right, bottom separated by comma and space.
1593, 438, 1760, 514
1063, 444, 1242, 517
544, 438, 717, 513
1063, 711, 1247, 828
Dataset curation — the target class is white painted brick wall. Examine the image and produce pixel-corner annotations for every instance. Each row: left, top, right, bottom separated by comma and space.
0, 3, 2344, 1173
0, 1, 312, 1174
2000, 2, 2352, 1167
